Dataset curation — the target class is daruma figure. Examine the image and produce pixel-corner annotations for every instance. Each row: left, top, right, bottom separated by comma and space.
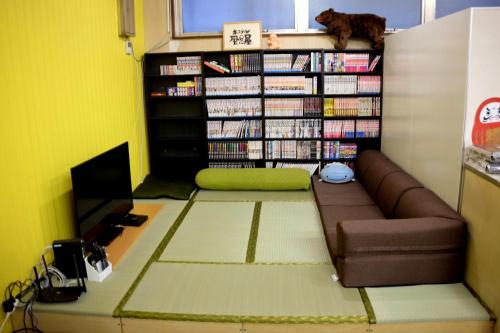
472, 97, 500, 145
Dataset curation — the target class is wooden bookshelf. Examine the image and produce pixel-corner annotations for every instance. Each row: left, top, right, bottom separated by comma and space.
143, 49, 383, 179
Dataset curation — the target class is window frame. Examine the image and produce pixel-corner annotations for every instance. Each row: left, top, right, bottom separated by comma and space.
171, 0, 438, 38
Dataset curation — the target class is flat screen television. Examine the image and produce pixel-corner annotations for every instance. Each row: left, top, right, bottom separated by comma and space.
70, 142, 146, 248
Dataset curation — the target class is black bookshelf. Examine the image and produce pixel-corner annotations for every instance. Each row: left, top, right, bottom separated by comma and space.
143, 49, 383, 179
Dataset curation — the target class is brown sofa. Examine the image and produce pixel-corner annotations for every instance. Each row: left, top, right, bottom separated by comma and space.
312, 150, 467, 287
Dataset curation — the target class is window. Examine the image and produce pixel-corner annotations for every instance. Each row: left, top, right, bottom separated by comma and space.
177, 0, 295, 35
309, 0, 422, 30
172, 0, 500, 37
436, 0, 500, 18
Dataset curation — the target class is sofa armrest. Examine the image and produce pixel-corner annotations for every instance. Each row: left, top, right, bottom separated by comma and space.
336, 217, 466, 257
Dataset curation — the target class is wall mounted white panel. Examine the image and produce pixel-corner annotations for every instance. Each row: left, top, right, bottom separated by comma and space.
382, 9, 472, 209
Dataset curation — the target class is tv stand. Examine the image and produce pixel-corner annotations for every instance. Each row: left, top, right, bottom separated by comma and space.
96, 225, 124, 246
119, 213, 148, 227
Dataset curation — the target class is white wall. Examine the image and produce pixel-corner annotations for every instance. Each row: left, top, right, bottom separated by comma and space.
381, 10, 472, 209
464, 8, 500, 146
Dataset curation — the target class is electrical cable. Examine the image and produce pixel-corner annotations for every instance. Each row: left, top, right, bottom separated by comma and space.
0, 311, 12, 332
37, 245, 68, 288
11, 329, 44, 333
3, 279, 42, 333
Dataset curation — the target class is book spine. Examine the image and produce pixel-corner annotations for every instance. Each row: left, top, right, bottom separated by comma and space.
203, 61, 225, 74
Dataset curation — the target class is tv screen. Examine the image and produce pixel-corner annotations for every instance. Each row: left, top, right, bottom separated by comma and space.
70, 142, 133, 246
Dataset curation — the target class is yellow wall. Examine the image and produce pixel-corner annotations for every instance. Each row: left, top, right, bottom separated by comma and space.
461, 169, 500, 333
0, 1, 145, 331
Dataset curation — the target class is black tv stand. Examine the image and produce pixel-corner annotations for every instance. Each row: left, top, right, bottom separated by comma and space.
119, 213, 148, 227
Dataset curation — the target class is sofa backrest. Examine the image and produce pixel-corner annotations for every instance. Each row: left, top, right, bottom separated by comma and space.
355, 149, 388, 184
356, 150, 463, 221
356, 150, 401, 200
376, 171, 423, 218
394, 188, 463, 220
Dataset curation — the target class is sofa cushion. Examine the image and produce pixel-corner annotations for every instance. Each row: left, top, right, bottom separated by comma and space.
394, 188, 463, 220
361, 158, 402, 200
376, 171, 423, 218
355, 149, 388, 182
335, 252, 464, 287
319, 205, 385, 229
337, 218, 466, 257
320, 205, 384, 259
312, 175, 374, 206
195, 168, 310, 191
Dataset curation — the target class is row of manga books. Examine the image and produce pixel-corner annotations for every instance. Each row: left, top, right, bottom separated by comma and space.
230, 53, 261, 73
324, 119, 380, 139
263, 54, 311, 72
324, 97, 381, 117
264, 97, 321, 117
208, 141, 263, 160
209, 162, 256, 168
207, 120, 262, 139
324, 75, 381, 94
264, 76, 318, 95
207, 98, 261, 118
323, 142, 357, 160
205, 76, 261, 96
265, 119, 321, 139
356, 120, 380, 138
324, 53, 370, 73
265, 140, 322, 160
150, 77, 203, 97
159, 56, 201, 75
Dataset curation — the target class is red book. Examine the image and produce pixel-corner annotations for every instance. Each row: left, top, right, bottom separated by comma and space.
203, 61, 224, 74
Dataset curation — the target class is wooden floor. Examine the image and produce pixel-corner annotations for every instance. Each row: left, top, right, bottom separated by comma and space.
12, 312, 495, 333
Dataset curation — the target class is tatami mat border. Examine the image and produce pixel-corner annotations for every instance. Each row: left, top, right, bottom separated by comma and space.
464, 282, 497, 321
113, 192, 197, 317
118, 311, 368, 324
193, 199, 313, 202
246, 202, 261, 263
155, 260, 332, 266
359, 288, 376, 324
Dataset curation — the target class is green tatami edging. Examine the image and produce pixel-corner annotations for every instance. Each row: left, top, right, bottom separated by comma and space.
118, 311, 368, 324
120, 262, 369, 324
246, 201, 261, 263
112, 194, 196, 317
359, 288, 376, 324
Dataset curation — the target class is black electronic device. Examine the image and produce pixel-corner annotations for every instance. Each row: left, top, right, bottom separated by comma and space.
119, 213, 148, 227
34, 255, 86, 303
53, 238, 87, 279
70, 142, 148, 249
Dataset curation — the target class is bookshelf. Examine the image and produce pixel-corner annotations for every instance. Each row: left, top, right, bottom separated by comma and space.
143, 49, 383, 179
144, 52, 206, 178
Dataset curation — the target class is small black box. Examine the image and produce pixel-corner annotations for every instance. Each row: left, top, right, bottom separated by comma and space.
53, 238, 87, 279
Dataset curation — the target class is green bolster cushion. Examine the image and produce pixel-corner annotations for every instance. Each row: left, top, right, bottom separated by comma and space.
195, 168, 311, 191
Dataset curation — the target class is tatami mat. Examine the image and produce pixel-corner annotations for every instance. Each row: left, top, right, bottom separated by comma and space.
255, 201, 331, 264
122, 262, 367, 323
195, 189, 314, 202
366, 283, 491, 323
159, 201, 255, 263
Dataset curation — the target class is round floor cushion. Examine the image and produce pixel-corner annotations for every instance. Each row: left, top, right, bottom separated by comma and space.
195, 168, 311, 191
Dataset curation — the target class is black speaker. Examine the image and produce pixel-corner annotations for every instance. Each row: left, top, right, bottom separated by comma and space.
53, 239, 87, 279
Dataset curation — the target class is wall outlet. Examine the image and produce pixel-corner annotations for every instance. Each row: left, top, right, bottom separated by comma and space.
125, 41, 133, 55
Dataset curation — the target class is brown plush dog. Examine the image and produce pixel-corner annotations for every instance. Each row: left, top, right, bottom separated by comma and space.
315, 8, 386, 50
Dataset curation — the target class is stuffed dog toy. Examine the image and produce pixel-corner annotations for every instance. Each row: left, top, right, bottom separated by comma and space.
315, 8, 386, 50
